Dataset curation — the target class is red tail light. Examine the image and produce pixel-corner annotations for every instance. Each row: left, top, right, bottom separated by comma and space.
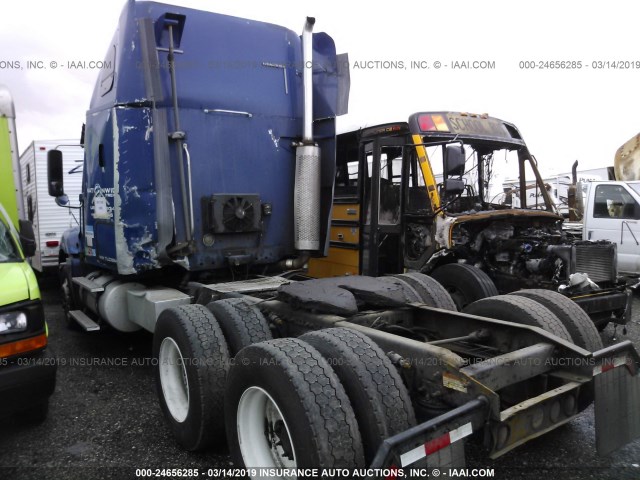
418, 114, 449, 132
418, 114, 436, 131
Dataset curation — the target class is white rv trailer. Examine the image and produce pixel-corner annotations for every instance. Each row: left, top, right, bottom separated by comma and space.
501, 167, 611, 216
19, 140, 83, 271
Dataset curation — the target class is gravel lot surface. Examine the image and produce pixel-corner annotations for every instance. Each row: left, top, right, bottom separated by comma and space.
1, 274, 639, 480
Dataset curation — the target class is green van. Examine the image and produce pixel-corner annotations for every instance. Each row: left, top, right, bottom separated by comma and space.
0, 85, 56, 420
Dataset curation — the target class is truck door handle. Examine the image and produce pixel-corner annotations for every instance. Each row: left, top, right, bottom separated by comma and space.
587, 230, 592, 240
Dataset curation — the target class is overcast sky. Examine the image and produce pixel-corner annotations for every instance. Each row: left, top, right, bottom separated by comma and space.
2, 0, 639, 179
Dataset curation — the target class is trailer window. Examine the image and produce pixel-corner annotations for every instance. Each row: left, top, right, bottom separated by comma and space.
27, 196, 34, 222
593, 184, 640, 219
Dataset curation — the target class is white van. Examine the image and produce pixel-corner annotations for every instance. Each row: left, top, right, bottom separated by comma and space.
582, 181, 640, 275
19, 140, 83, 271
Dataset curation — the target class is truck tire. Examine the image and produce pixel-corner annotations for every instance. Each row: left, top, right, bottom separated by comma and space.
430, 263, 499, 310
300, 328, 416, 464
463, 295, 572, 342
225, 338, 365, 470
207, 298, 272, 355
153, 304, 230, 451
509, 289, 603, 351
395, 272, 457, 311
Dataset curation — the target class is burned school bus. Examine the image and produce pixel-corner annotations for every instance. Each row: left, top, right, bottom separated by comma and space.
309, 112, 631, 328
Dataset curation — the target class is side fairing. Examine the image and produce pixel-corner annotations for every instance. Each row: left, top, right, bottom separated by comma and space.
84, 107, 158, 274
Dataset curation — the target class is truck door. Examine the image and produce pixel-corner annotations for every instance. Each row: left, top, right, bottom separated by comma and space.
360, 138, 405, 276
586, 182, 640, 274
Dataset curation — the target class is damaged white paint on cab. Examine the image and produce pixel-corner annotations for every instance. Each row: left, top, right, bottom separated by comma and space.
144, 109, 153, 141
112, 108, 160, 275
112, 107, 136, 275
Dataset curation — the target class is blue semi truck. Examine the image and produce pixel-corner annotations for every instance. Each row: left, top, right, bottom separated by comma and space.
47, 1, 640, 474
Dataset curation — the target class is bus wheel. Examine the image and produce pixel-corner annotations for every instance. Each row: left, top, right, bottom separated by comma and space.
153, 304, 230, 451
509, 289, 602, 411
431, 263, 499, 310
225, 338, 364, 470
463, 295, 572, 343
463, 295, 573, 408
394, 272, 457, 310
509, 289, 602, 352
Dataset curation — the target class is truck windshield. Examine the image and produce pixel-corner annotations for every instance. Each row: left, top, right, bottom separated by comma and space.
425, 141, 553, 213
413, 113, 557, 214
0, 218, 21, 263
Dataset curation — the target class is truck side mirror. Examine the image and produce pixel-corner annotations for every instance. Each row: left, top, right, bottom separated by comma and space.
47, 149, 65, 197
444, 144, 465, 177
18, 219, 36, 257
444, 178, 465, 197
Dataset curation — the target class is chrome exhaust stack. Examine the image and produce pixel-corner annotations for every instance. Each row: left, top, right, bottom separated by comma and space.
294, 17, 321, 252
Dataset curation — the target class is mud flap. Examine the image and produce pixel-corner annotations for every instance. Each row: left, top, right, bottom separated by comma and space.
426, 441, 466, 469
594, 351, 640, 455
369, 397, 488, 475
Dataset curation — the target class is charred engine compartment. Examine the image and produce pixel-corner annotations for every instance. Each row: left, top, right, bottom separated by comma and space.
448, 216, 618, 292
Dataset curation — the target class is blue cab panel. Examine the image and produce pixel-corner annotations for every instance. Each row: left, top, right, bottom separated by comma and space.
82, 1, 345, 275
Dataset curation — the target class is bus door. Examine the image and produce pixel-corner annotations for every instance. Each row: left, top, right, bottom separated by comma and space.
360, 137, 405, 276
402, 146, 437, 271
307, 132, 361, 278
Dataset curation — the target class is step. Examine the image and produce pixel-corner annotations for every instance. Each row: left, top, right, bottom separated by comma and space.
68, 310, 101, 332
72, 276, 104, 293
